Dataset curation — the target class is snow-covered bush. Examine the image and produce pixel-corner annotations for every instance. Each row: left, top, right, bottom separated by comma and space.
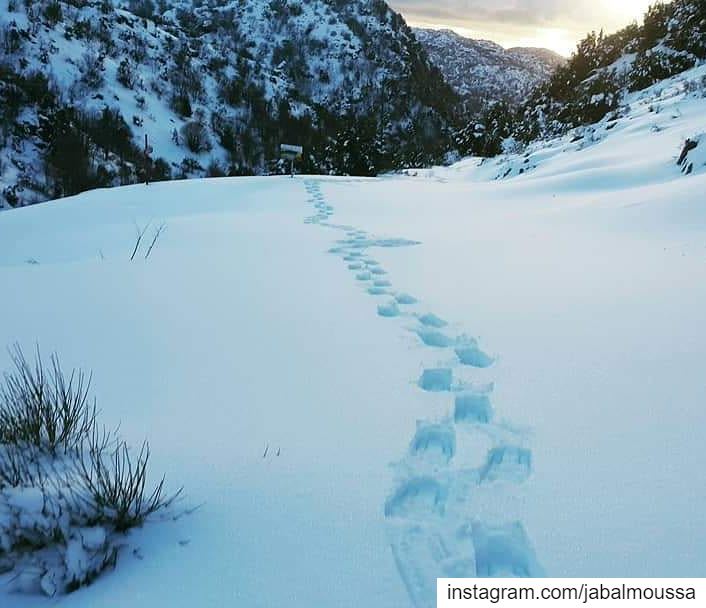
43, 1, 63, 26
0, 346, 181, 596
79, 51, 104, 90
181, 120, 212, 154
628, 50, 696, 92
117, 58, 136, 89
128, 0, 156, 20
170, 91, 192, 118
0, 22, 23, 55
206, 159, 225, 177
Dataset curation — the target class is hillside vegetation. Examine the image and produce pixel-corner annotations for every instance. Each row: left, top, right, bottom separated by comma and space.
459, 0, 706, 156
0, 0, 458, 207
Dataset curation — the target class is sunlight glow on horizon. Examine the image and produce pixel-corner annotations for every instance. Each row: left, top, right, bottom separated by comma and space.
398, 0, 661, 57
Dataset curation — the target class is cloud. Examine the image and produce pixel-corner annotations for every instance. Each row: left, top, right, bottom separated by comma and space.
388, 1, 655, 54
390, 1, 561, 27
390, 0, 629, 29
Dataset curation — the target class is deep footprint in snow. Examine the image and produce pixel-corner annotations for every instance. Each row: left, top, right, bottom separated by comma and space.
416, 327, 454, 348
409, 423, 456, 464
479, 446, 532, 484
356, 271, 373, 281
454, 391, 494, 424
374, 279, 391, 287
396, 293, 418, 305
418, 368, 453, 392
455, 339, 495, 368
471, 522, 544, 577
378, 301, 401, 318
368, 287, 389, 296
418, 313, 448, 329
387, 525, 449, 608
385, 478, 447, 518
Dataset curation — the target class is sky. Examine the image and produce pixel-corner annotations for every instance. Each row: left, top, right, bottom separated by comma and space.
388, 0, 660, 56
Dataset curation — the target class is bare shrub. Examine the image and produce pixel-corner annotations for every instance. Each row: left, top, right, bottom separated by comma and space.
77, 437, 179, 532
0, 345, 96, 453
180, 121, 212, 154
80, 51, 104, 89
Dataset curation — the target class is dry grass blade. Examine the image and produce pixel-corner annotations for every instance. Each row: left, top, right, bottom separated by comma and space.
77, 435, 182, 532
0, 345, 96, 453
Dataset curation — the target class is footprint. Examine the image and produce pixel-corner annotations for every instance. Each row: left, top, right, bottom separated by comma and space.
356, 271, 373, 281
454, 392, 494, 424
348, 263, 363, 270
378, 301, 401, 318
371, 267, 387, 275
418, 313, 448, 328
374, 279, 391, 287
376, 238, 421, 248
472, 522, 544, 577
416, 328, 454, 348
387, 524, 448, 608
409, 423, 456, 463
479, 447, 532, 484
396, 293, 418, 305
385, 478, 447, 518
455, 339, 495, 368
368, 287, 389, 296
418, 368, 453, 392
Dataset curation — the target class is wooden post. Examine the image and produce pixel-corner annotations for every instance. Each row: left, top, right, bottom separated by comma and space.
144, 133, 151, 186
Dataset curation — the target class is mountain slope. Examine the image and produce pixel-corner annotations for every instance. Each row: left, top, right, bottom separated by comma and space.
0, 0, 458, 208
458, 0, 706, 156
413, 28, 563, 113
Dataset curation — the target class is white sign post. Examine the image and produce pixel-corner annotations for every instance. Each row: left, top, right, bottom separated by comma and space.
280, 144, 303, 178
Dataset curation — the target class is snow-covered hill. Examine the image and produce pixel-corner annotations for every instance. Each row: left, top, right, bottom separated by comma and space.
413, 28, 563, 112
0, 0, 457, 208
460, 0, 706, 157
1, 57, 705, 605
424, 63, 706, 183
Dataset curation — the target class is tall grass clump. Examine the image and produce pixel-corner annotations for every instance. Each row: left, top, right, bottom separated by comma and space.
0, 345, 181, 596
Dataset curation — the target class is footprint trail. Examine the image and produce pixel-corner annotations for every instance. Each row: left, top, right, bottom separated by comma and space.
303, 180, 543, 607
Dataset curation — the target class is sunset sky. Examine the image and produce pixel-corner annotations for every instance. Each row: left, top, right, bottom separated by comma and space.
389, 0, 661, 56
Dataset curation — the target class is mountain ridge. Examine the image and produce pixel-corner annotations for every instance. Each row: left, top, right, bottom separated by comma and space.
413, 27, 564, 113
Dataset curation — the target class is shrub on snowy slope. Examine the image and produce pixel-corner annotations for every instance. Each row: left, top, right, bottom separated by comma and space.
462, 0, 706, 156
0, 0, 458, 207
0, 346, 179, 596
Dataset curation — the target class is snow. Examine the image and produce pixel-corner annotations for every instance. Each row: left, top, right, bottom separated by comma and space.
1, 63, 706, 606
414, 28, 563, 104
